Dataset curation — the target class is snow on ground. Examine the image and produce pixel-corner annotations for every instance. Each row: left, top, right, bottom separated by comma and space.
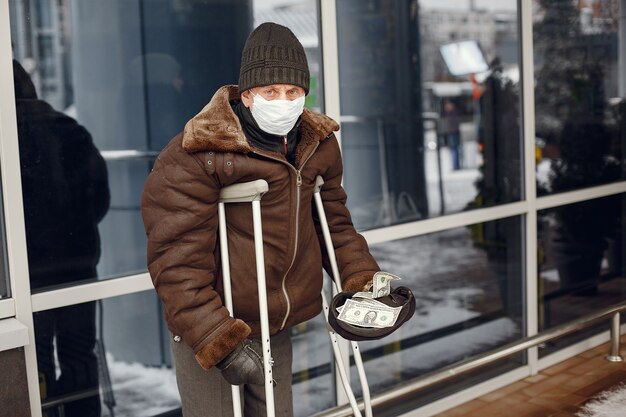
577, 384, 626, 417
101, 354, 179, 417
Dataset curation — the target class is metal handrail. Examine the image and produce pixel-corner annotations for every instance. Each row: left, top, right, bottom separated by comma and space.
100, 149, 160, 161
41, 387, 100, 410
313, 301, 626, 417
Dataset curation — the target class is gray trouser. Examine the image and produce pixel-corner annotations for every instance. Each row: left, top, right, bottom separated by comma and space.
170, 330, 294, 417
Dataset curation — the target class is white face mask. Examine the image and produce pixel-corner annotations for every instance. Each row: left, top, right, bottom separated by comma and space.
250, 93, 305, 136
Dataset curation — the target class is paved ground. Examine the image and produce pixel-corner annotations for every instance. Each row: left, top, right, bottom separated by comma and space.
433, 334, 626, 417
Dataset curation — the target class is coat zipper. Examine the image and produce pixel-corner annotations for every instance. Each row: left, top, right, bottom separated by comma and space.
283, 136, 287, 157
278, 142, 318, 329
250, 142, 320, 330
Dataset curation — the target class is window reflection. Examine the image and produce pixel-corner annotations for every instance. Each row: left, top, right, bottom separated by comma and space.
537, 195, 626, 356
9, 0, 254, 285
337, 0, 521, 230
352, 217, 524, 402
35, 293, 179, 417
13, 58, 110, 416
534, 0, 626, 196
13, 59, 111, 293
9, 0, 325, 284
291, 313, 335, 417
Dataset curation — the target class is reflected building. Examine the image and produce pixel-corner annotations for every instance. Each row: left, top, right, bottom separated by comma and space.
337, 0, 427, 229
420, 8, 497, 83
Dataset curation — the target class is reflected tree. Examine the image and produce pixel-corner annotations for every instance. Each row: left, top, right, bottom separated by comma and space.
471, 58, 521, 209
466, 58, 522, 323
534, 0, 623, 295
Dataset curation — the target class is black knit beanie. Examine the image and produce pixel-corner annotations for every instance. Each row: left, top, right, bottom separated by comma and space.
239, 22, 310, 94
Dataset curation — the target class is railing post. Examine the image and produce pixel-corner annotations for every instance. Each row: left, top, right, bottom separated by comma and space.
606, 312, 624, 362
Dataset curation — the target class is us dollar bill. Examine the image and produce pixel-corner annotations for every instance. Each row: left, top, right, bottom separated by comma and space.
336, 297, 388, 314
352, 291, 374, 299
372, 271, 402, 299
337, 299, 402, 328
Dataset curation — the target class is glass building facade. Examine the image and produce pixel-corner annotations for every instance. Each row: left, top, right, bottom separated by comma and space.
0, 0, 624, 416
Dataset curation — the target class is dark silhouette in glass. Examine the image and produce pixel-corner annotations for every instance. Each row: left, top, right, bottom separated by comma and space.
534, 0, 623, 299
13, 59, 110, 417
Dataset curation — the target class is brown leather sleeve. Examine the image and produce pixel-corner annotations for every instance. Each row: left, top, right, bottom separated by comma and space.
194, 318, 251, 370
141, 135, 248, 368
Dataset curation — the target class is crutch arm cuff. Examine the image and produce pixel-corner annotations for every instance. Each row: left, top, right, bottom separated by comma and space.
194, 318, 251, 370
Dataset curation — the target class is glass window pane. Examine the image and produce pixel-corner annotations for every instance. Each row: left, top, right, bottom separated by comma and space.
537, 195, 626, 356
9, 0, 323, 289
337, 1, 521, 230
534, 1, 626, 196
351, 217, 525, 409
9, 0, 255, 289
291, 312, 335, 416
34, 292, 180, 416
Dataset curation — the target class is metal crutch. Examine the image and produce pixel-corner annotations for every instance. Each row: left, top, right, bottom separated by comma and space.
320, 291, 365, 417
218, 179, 275, 417
313, 175, 374, 417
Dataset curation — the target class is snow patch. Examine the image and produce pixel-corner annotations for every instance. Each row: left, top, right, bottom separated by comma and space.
577, 384, 626, 417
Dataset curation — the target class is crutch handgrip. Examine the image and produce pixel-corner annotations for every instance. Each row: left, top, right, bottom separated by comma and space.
219, 179, 268, 203
314, 175, 324, 192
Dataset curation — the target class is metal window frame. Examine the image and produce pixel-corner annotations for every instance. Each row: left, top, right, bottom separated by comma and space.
319, 0, 352, 406
0, 0, 624, 416
30, 273, 153, 312
520, 0, 540, 374
0, 0, 40, 414
0, 298, 15, 319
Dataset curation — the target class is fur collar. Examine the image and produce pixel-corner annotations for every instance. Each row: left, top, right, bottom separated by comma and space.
182, 85, 339, 154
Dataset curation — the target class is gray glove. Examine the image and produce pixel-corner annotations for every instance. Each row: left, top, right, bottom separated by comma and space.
216, 339, 265, 386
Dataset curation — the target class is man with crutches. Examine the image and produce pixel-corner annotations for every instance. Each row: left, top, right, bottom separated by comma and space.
142, 22, 408, 417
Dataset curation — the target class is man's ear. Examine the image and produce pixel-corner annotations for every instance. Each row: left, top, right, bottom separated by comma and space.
241, 90, 253, 109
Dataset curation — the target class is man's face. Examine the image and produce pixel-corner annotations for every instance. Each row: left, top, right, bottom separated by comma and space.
241, 84, 305, 109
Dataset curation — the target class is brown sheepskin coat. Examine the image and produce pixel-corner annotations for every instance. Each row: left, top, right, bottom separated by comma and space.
141, 85, 379, 370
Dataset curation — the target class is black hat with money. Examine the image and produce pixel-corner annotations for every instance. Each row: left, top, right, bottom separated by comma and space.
328, 286, 416, 341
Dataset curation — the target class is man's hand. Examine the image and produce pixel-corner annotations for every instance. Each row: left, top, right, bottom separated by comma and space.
216, 339, 265, 385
